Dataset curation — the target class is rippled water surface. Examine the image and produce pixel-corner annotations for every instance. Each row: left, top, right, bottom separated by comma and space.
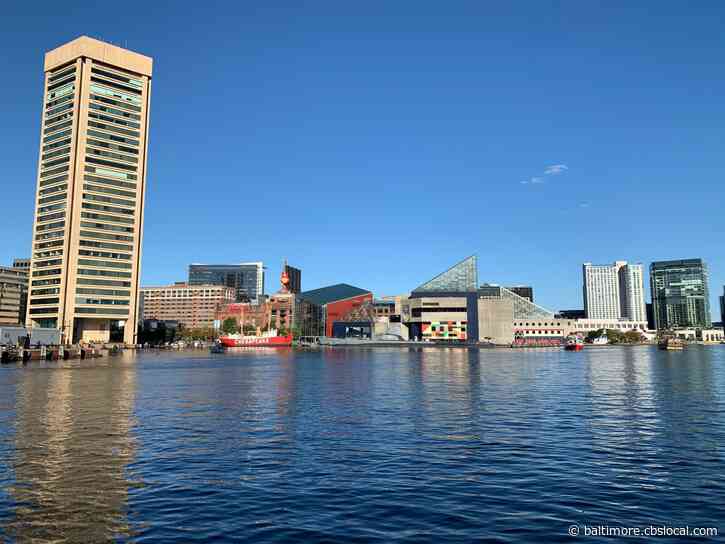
1, 346, 725, 542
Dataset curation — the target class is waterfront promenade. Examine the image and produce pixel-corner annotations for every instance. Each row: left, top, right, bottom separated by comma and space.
1, 346, 724, 542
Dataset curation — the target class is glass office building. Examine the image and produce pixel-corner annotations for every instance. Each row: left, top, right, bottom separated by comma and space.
188, 263, 265, 303
650, 259, 711, 330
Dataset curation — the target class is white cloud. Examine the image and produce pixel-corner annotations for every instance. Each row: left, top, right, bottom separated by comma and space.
544, 164, 568, 175
520, 180, 529, 185
579, 202, 590, 208
530, 177, 545, 184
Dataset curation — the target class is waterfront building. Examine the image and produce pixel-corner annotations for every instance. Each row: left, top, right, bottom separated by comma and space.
650, 259, 711, 330
506, 286, 534, 303
284, 263, 301, 294
619, 263, 646, 322
140, 283, 235, 330
299, 284, 373, 337
582, 261, 646, 321
372, 299, 396, 320
0, 262, 29, 325
583, 263, 620, 319
26, 36, 152, 344
670, 328, 723, 343
570, 319, 648, 334
478, 285, 570, 345
403, 256, 479, 342
557, 309, 586, 320
720, 288, 724, 330
188, 263, 265, 304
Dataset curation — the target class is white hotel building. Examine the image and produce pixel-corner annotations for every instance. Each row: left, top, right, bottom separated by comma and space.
583, 261, 647, 326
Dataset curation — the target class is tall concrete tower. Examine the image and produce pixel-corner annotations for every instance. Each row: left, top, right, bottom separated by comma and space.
27, 36, 152, 344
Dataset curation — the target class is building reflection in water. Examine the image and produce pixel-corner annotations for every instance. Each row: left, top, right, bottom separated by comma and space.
3, 355, 137, 542
585, 346, 721, 492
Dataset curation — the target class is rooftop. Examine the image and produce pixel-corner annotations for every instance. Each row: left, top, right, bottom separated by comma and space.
45, 35, 153, 76
300, 284, 372, 306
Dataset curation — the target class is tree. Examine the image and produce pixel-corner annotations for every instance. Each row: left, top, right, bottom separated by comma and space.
585, 329, 605, 343
222, 317, 238, 335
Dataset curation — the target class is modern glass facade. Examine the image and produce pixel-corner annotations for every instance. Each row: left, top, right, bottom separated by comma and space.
26, 37, 152, 344
412, 256, 477, 293
188, 263, 265, 303
650, 259, 711, 330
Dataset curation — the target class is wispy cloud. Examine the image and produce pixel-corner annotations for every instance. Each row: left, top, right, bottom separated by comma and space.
544, 164, 568, 175
520, 164, 569, 188
579, 202, 590, 208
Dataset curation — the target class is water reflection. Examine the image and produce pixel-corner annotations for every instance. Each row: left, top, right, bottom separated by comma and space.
3, 356, 137, 541
1, 347, 725, 542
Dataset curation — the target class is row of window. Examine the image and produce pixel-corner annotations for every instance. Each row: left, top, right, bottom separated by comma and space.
80, 220, 134, 234
36, 220, 64, 233
37, 211, 66, 224
35, 239, 64, 250
85, 155, 137, 172
79, 238, 133, 252
77, 288, 131, 297
78, 277, 131, 288
32, 278, 61, 287
87, 129, 139, 149
91, 66, 143, 90
77, 258, 132, 270
76, 297, 129, 306
88, 120, 139, 139
86, 146, 138, 165
86, 138, 138, 156
84, 183, 136, 199
78, 249, 131, 260
40, 164, 69, 179
39, 183, 67, 197
82, 203, 135, 219
89, 102, 141, 122
77, 268, 131, 278
30, 297, 59, 306
79, 227, 134, 242
83, 192, 135, 209
36, 231, 64, 242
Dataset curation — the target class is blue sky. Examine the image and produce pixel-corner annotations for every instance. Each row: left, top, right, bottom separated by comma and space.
2, 1, 724, 316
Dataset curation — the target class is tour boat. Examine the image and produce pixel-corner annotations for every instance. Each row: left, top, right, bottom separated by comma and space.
658, 337, 685, 351
218, 329, 293, 348
564, 335, 584, 351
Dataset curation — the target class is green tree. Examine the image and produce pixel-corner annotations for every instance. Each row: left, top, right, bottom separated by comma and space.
222, 317, 238, 335
585, 329, 605, 343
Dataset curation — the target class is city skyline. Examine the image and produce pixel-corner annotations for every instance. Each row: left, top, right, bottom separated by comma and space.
2, 3, 725, 317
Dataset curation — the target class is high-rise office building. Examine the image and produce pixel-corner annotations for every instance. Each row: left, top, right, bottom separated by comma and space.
26, 37, 152, 344
284, 263, 301, 294
650, 259, 711, 330
188, 263, 265, 303
583, 261, 646, 322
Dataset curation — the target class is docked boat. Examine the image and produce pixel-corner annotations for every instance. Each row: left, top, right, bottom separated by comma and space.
564, 335, 584, 351
218, 329, 293, 348
659, 337, 685, 351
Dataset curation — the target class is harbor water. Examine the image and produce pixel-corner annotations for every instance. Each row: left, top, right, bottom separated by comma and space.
1, 346, 724, 542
